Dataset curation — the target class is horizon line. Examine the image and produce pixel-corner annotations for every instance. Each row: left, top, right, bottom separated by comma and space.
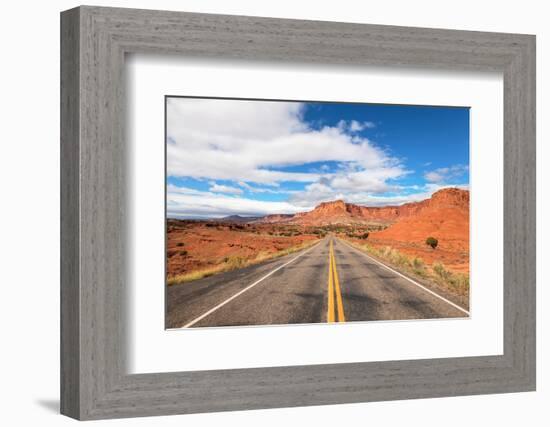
167, 187, 469, 220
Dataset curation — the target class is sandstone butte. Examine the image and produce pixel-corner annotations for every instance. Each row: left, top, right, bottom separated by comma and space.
369, 188, 469, 253
259, 187, 466, 224
257, 187, 470, 252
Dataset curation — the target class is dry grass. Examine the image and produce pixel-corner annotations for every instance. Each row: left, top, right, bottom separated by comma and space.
167, 239, 319, 286
344, 239, 469, 296
432, 261, 470, 294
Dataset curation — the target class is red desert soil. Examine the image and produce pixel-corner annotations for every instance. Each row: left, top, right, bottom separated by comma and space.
355, 188, 470, 273
167, 222, 319, 279
167, 188, 469, 283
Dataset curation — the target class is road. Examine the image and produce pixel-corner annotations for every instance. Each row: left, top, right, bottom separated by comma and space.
166, 236, 469, 329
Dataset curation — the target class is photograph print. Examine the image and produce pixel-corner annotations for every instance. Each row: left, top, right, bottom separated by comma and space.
165, 97, 470, 329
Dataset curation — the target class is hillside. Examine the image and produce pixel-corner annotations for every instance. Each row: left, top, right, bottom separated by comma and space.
371, 188, 469, 251
365, 188, 470, 273
254, 187, 468, 228
274, 187, 469, 273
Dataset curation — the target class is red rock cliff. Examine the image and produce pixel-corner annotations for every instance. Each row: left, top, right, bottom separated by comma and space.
289, 188, 468, 225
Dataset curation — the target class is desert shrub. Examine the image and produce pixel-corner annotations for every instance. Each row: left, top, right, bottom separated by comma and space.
393, 251, 410, 267
176, 242, 184, 247
412, 257, 424, 269
449, 273, 470, 292
360, 232, 370, 239
254, 251, 271, 262
426, 236, 438, 249
433, 262, 451, 280
179, 250, 188, 257
225, 256, 246, 269
411, 257, 426, 276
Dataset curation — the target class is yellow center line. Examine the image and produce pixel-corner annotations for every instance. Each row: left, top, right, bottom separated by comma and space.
332, 244, 346, 322
327, 238, 346, 323
327, 240, 335, 322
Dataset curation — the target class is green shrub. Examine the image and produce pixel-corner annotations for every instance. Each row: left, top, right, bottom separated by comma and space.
426, 236, 438, 249
176, 242, 184, 247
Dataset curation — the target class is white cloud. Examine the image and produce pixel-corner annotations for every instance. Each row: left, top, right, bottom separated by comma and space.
237, 181, 295, 195
166, 98, 420, 216
167, 98, 398, 186
350, 120, 376, 131
329, 167, 407, 192
289, 182, 469, 208
288, 164, 410, 207
167, 181, 469, 218
338, 119, 376, 133
424, 170, 446, 183
167, 185, 307, 218
343, 183, 469, 206
424, 164, 468, 183
209, 183, 243, 195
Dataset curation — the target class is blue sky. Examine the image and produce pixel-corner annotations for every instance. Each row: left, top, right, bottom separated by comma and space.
166, 97, 469, 218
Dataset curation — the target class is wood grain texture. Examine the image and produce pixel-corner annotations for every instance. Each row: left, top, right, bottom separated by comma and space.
60, 7, 80, 419
60, 5, 536, 420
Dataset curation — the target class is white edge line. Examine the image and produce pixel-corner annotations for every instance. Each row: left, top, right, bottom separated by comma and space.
339, 239, 470, 316
181, 241, 323, 328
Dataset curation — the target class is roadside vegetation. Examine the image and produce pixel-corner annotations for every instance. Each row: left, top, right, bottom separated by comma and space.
343, 239, 469, 296
166, 220, 391, 286
167, 238, 319, 286
425, 236, 438, 249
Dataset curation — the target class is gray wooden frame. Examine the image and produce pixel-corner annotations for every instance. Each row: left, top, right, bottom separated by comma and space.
60, 5, 536, 420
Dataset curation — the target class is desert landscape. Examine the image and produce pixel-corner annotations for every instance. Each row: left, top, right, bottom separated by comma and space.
165, 97, 470, 327
167, 187, 469, 299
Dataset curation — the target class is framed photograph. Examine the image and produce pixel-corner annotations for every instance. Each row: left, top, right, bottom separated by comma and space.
61, 6, 536, 420
164, 96, 471, 329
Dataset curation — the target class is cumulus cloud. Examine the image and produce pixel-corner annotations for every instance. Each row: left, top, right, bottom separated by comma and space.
288, 163, 409, 207
167, 98, 396, 185
167, 185, 306, 218
338, 120, 376, 133
209, 183, 243, 195
289, 182, 469, 208
167, 98, 415, 216
424, 164, 468, 183
237, 181, 294, 195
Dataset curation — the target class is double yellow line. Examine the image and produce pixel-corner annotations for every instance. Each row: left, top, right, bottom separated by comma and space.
327, 239, 345, 323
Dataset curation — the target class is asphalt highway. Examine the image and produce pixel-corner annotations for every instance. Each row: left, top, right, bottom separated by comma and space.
166, 236, 469, 328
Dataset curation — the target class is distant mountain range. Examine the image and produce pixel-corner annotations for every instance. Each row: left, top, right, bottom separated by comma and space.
216, 215, 260, 223
217, 188, 469, 227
